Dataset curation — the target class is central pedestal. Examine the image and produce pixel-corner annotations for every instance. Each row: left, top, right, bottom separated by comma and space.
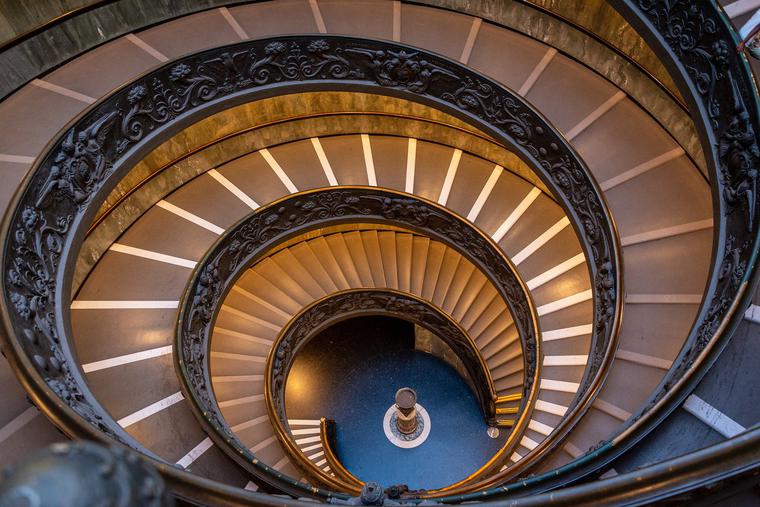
395, 388, 418, 434
383, 388, 431, 449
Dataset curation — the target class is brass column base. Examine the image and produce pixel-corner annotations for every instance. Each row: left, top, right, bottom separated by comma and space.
396, 407, 418, 434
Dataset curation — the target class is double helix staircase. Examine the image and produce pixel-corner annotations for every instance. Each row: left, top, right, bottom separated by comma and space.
0, 0, 758, 505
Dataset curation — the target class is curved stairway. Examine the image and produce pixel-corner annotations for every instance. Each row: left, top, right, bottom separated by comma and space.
211, 229, 525, 483
0, 1, 754, 505
70, 132, 587, 484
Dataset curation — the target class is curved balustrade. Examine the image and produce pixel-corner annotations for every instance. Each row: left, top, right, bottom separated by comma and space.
269, 288, 502, 425
8, 0, 757, 500
426, 0, 760, 501
264, 288, 511, 487
176, 188, 539, 494
584, 0, 760, 485
455, 423, 760, 506
0, 34, 621, 501
320, 418, 363, 488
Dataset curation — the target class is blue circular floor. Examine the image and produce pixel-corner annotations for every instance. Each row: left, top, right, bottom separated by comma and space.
285, 317, 507, 491
330, 350, 505, 489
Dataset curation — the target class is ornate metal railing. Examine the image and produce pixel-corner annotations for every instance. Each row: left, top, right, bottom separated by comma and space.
267, 288, 499, 425
424, 0, 760, 501
0, 35, 620, 500
262, 288, 507, 487
0, 0, 755, 503
177, 188, 539, 493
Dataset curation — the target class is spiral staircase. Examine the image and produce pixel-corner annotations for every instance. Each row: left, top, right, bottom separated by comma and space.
1, 0, 759, 505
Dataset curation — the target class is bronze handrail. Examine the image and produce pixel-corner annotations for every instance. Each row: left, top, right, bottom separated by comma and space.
260, 287, 516, 490
320, 418, 364, 488
0, 2, 754, 504
178, 187, 542, 494
0, 34, 619, 501
429, 0, 760, 500
83, 109, 517, 237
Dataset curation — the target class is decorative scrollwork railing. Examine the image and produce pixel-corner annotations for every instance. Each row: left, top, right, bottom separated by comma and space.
427, 1, 760, 502
177, 188, 539, 493
0, 35, 620, 499
262, 288, 512, 487
598, 0, 760, 486
609, 2, 760, 415
0, 1, 755, 503
268, 288, 500, 428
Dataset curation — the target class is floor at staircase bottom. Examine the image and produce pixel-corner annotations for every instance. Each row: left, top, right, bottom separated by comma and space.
286, 316, 507, 490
